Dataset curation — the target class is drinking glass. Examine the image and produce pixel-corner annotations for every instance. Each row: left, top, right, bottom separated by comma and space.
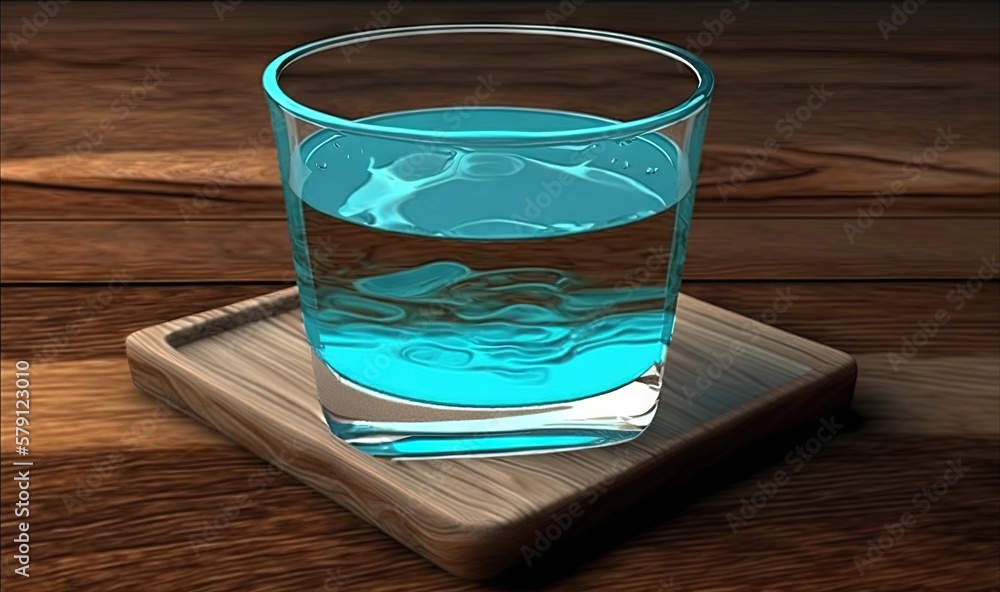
262, 24, 713, 458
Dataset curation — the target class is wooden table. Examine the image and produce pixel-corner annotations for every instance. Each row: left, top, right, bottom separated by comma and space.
1, 2, 997, 590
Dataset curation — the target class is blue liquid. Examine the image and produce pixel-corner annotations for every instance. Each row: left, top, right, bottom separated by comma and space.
286, 108, 690, 408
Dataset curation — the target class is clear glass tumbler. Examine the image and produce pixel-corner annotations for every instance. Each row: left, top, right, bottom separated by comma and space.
263, 24, 713, 459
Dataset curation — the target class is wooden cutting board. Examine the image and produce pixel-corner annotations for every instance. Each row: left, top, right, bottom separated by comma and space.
126, 286, 856, 580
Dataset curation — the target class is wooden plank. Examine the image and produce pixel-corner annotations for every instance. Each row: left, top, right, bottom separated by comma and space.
0, 417, 995, 591
2, 283, 996, 361
1, 3, 996, 222
0, 2, 996, 589
2, 352, 994, 456
3, 219, 996, 282
852, 355, 999, 435
0, 220, 293, 283
0, 284, 287, 362
123, 287, 856, 578
0, 358, 231, 454
689, 281, 1000, 356
0, 291, 995, 588
3, 145, 996, 220
1, 3, 996, 161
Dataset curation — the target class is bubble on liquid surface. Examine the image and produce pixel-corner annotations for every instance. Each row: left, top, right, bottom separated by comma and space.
315, 162, 327, 170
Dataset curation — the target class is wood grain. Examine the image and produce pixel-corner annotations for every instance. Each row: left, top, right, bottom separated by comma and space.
2, 145, 996, 219
0, 278, 995, 587
1, 1, 997, 229
1, 436, 995, 592
125, 287, 856, 579
0, 2, 997, 590
3, 283, 996, 361
2, 353, 994, 456
3, 218, 997, 282
1, 2, 997, 158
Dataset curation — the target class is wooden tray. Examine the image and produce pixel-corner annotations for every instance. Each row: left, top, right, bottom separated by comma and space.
126, 287, 856, 580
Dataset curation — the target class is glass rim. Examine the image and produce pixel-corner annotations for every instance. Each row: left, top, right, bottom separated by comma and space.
262, 24, 714, 145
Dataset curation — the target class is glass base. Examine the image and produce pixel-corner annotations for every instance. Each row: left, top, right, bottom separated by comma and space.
312, 351, 660, 459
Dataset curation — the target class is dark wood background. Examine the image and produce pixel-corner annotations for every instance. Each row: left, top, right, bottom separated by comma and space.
1, 2, 997, 591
